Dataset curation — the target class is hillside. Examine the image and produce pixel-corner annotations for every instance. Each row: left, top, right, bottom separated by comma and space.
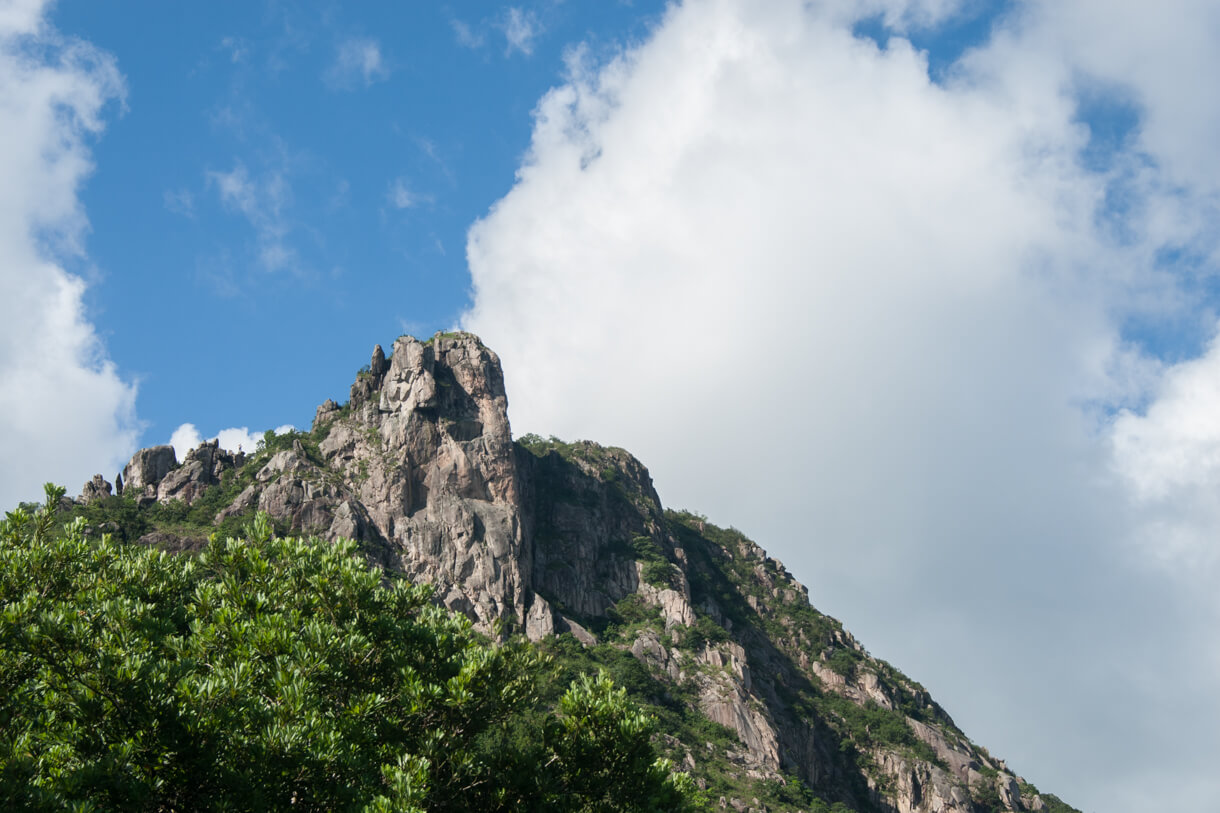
58, 332, 1079, 813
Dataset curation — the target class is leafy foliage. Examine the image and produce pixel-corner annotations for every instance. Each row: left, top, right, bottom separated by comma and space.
63, 493, 151, 543
538, 632, 868, 812
972, 776, 1005, 812
603, 593, 665, 641
631, 535, 677, 589
675, 615, 730, 651
0, 486, 702, 812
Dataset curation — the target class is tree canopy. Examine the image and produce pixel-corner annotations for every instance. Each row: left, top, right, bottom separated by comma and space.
0, 485, 701, 812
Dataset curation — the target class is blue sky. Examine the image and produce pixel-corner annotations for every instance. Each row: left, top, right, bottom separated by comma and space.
6, 1, 1220, 811
50, 0, 669, 443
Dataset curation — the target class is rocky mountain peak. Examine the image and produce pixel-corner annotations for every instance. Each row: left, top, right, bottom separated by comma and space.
70, 331, 1079, 813
317, 331, 526, 626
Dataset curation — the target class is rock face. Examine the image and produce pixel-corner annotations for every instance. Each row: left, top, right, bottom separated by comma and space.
314, 333, 527, 628
122, 445, 177, 494
78, 474, 112, 504
519, 441, 664, 622
156, 440, 243, 506
105, 331, 1074, 813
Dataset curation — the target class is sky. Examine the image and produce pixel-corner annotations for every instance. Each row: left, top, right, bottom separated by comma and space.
3, 1, 1219, 810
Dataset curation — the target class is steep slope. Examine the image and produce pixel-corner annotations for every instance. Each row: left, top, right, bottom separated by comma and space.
71, 332, 1079, 813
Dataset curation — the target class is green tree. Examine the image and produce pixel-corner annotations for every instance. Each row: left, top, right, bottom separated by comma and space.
548, 672, 699, 812
1, 485, 701, 812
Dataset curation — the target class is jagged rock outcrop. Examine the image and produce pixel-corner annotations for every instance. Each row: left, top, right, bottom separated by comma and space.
156, 440, 243, 506
101, 331, 1075, 813
315, 334, 527, 628
122, 445, 177, 494
870, 749, 974, 813
78, 474, 112, 504
518, 440, 668, 623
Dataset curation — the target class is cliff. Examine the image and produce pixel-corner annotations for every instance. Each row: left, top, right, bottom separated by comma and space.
75, 332, 1079, 813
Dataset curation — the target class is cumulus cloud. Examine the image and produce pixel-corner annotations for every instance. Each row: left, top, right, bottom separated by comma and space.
0, 0, 44, 36
169, 422, 295, 461
1110, 328, 1220, 578
0, 2, 139, 507
462, 1, 1220, 810
167, 423, 202, 461
1112, 335, 1220, 502
325, 36, 389, 89
1016, 0, 1220, 194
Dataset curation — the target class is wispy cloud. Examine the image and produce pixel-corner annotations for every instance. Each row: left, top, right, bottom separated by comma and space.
453, 9, 542, 57
208, 99, 257, 139
324, 36, 389, 89
207, 162, 294, 272
327, 178, 351, 212
163, 187, 195, 217
451, 18, 485, 49
414, 136, 455, 183
218, 35, 249, 64
386, 177, 418, 210
500, 7, 540, 56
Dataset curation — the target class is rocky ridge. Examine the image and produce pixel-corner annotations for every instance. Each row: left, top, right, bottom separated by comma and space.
76, 332, 1078, 813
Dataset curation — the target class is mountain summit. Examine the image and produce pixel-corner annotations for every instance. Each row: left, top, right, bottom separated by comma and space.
75, 332, 1078, 813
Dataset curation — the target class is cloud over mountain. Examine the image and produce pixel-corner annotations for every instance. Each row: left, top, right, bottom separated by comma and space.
463, 1, 1220, 809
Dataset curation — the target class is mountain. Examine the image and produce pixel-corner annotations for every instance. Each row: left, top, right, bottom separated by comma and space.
70, 332, 1079, 813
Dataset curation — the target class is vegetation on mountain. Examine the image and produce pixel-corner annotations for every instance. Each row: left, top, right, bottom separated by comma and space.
23, 335, 1083, 813
668, 510, 945, 748
0, 485, 701, 812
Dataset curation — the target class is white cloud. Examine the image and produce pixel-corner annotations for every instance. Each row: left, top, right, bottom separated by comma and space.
218, 35, 248, 64
1110, 327, 1220, 577
500, 7, 540, 57
216, 426, 266, 455
168, 423, 202, 461
451, 19, 485, 50
207, 162, 294, 272
820, 0, 974, 31
0, 3, 139, 507
1014, 0, 1220, 194
0, 0, 45, 38
462, 1, 1220, 810
328, 178, 351, 211
325, 36, 389, 89
452, 9, 541, 58
387, 177, 417, 209
170, 423, 295, 461
1112, 334, 1220, 502
163, 187, 194, 217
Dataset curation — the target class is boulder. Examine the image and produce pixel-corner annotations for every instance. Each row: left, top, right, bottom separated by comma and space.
122, 445, 177, 493
79, 474, 112, 504
157, 440, 239, 505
